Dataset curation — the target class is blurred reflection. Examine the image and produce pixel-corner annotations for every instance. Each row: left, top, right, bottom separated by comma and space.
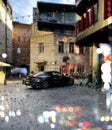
37, 104, 93, 129
0, 83, 109, 130
100, 88, 112, 130
106, 89, 112, 113
0, 95, 22, 123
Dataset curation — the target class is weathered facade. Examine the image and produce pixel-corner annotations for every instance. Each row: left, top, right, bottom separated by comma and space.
0, 0, 13, 63
12, 22, 31, 68
31, 2, 91, 79
30, 23, 87, 78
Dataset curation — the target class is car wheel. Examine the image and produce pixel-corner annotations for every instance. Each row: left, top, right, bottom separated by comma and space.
41, 81, 49, 89
32, 85, 37, 89
69, 79, 74, 85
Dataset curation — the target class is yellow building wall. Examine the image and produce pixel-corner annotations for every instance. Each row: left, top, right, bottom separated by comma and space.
0, 71, 5, 85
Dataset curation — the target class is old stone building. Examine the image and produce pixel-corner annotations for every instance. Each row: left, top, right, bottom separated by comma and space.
0, 0, 13, 63
32, 0, 112, 86
31, 2, 88, 77
30, 23, 87, 78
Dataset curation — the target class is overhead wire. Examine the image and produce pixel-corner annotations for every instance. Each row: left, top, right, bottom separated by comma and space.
5, 11, 37, 23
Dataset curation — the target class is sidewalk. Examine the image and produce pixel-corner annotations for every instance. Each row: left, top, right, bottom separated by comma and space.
6, 78, 22, 84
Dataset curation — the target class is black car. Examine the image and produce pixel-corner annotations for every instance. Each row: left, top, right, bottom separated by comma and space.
23, 71, 74, 89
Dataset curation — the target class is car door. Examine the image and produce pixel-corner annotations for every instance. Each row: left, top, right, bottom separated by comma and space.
52, 72, 63, 86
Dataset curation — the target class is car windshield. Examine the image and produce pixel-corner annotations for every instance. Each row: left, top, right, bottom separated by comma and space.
33, 72, 45, 77
52, 71, 62, 76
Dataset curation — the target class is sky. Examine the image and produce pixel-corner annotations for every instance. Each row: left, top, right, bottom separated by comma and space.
8, 0, 75, 24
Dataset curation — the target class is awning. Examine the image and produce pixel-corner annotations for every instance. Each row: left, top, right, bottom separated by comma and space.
0, 61, 11, 67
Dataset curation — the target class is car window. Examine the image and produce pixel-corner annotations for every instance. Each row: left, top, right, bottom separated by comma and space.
52, 72, 62, 76
46, 72, 53, 76
33, 72, 45, 77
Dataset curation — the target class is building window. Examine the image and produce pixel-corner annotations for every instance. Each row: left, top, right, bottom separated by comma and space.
18, 37, 20, 42
77, 65, 84, 73
73, 45, 79, 54
23, 37, 27, 43
104, 0, 112, 19
29, 30, 32, 35
69, 42, 74, 53
18, 28, 20, 34
17, 48, 21, 54
24, 29, 26, 35
23, 58, 27, 63
38, 43, 44, 53
79, 47, 84, 54
88, 5, 97, 26
74, 4, 98, 34
22, 48, 27, 54
94, 3, 98, 22
58, 41, 64, 53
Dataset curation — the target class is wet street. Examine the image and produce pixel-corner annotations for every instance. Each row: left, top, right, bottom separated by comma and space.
0, 79, 111, 130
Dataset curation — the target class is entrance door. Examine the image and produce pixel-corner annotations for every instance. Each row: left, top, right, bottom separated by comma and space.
38, 65, 44, 71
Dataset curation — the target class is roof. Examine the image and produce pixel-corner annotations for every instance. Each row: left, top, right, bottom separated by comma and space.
75, 0, 98, 15
37, 1, 76, 13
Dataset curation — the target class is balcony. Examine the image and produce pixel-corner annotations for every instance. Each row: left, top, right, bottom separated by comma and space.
37, 21, 74, 35
37, 2, 76, 35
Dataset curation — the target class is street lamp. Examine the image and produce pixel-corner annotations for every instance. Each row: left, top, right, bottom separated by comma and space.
2, 53, 7, 59
2, 53, 7, 85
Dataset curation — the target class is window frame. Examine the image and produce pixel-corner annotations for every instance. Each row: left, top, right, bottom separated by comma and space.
69, 42, 74, 53
17, 28, 20, 34
38, 42, 44, 53
58, 41, 64, 53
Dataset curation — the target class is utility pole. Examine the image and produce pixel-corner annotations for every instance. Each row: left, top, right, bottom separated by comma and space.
3, 0, 8, 85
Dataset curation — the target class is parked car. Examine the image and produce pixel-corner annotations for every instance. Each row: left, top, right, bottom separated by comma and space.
22, 71, 74, 89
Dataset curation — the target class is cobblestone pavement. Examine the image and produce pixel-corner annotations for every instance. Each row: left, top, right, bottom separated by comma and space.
0, 79, 110, 130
